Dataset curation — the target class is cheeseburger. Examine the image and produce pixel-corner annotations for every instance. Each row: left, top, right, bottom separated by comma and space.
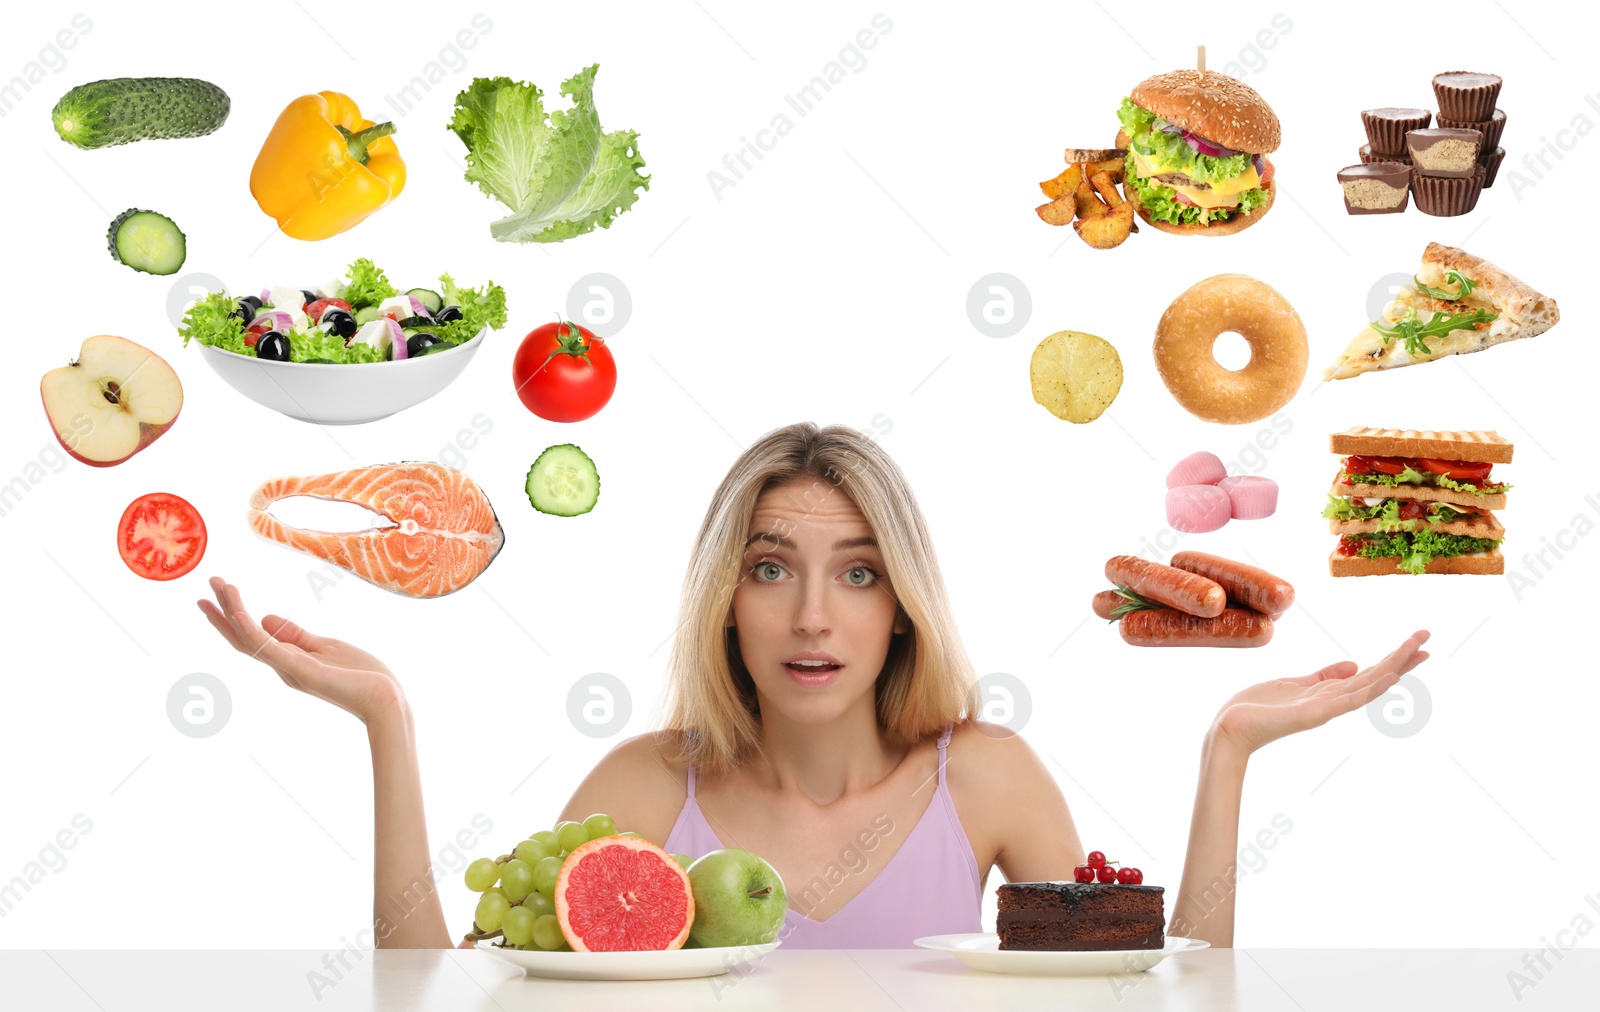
1115, 69, 1280, 236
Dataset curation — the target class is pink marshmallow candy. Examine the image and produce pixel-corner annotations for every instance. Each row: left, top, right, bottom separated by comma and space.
1166, 484, 1233, 533
1218, 475, 1279, 520
1166, 451, 1227, 489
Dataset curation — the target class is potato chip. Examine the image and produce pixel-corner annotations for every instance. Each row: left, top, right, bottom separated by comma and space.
1029, 330, 1124, 423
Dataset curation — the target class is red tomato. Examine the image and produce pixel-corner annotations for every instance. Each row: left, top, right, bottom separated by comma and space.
1337, 534, 1364, 557
1345, 454, 1408, 475
511, 321, 617, 422
1258, 158, 1275, 186
1397, 501, 1428, 521
243, 317, 275, 348
118, 493, 207, 581
1418, 458, 1493, 482
305, 298, 352, 322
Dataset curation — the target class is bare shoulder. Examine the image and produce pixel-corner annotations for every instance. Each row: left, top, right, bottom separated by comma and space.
557, 729, 691, 846
942, 721, 1066, 864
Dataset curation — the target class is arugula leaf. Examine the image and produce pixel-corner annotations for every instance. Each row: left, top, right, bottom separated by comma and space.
1412, 269, 1478, 301
1369, 307, 1498, 358
343, 258, 398, 308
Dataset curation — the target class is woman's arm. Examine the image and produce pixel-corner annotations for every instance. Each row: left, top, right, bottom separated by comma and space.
198, 577, 452, 949
1169, 630, 1432, 947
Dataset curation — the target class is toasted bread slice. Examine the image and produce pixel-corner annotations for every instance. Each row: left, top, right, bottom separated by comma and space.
1329, 547, 1504, 577
1329, 511, 1503, 538
1330, 474, 1508, 512
1329, 426, 1513, 463
1325, 244, 1558, 379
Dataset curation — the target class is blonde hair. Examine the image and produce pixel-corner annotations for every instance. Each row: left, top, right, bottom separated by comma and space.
660, 422, 979, 777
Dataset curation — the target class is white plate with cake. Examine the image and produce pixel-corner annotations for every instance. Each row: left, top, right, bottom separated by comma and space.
915, 878, 1208, 975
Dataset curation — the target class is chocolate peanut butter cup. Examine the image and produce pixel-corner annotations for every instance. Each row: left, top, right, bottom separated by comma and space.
1407, 128, 1483, 178
1361, 107, 1431, 155
1432, 71, 1502, 122
1411, 165, 1485, 216
1338, 163, 1411, 215
1438, 109, 1507, 155
1360, 143, 1410, 166
1482, 147, 1506, 188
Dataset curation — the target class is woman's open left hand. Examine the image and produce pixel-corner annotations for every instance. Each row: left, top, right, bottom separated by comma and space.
1211, 630, 1431, 757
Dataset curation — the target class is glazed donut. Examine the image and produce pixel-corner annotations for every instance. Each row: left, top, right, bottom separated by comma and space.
1153, 274, 1307, 424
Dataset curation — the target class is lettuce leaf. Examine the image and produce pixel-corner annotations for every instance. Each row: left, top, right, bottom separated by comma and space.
1350, 530, 1502, 575
287, 328, 389, 364
434, 273, 508, 345
343, 258, 398, 308
1344, 469, 1511, 496
448, 67, 648, 244
178, 291, 250, 353
1116, 98, 1255, 183
1121, 155, 1270, 226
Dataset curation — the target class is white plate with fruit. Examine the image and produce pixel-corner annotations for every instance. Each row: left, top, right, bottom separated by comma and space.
913, 933, 1209, 976
466, 814, 787, 981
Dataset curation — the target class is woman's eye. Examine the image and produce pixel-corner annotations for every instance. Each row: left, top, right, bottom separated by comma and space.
753, 562, 786, 581
844, 566, 878, 586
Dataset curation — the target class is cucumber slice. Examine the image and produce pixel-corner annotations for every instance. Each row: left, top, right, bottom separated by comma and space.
525, 444, 600, 517
354, 305, 386, 325
107, 209, 185, 275
406, 288, 443, 314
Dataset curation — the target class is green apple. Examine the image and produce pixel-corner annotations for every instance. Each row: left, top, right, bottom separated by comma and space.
670, 852, 694, 871
686, 848, 786, 948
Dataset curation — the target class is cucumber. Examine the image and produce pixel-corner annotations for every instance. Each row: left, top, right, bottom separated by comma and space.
417, 341, 458, 356
406, 288, 443, 314
525, 444, 600, 517
107, 209, 186, 275
354, 305, 386, 325
53, 78, 230, 150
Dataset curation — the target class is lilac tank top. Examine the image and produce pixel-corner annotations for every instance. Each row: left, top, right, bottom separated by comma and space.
663, 722, 982, 949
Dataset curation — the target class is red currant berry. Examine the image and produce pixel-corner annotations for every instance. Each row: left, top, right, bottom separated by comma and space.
1074, 865, 1095, 883
1086, 851, 1107, 868
1096, 864, 1117, 883
1119, 867, 1143, 885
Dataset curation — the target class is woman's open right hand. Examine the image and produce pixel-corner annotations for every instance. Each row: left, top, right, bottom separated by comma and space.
197, 576, 405, 725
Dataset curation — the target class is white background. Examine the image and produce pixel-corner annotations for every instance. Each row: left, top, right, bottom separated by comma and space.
1, 0, 1595, 954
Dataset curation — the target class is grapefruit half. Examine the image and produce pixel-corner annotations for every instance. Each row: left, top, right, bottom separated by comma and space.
553, 835, 695, 951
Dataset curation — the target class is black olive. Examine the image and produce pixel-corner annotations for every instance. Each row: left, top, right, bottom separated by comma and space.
435, 305, 464, 323
228, 307, 251, 325
238, 294, 263, 314
257, 331, 290, 361
406, 332, 441, 357
300, 289, 318, 307
321, 308, 357, 339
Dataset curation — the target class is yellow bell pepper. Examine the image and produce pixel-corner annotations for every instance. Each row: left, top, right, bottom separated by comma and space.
249, 92, 405, 241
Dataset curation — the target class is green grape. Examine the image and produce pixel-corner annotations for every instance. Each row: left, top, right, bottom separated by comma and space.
532, 914, 566, 951
500, 859, 535, 903
501, 905, 537, 946
475, 890, 511, 933
554, 821, 589, 853
532, 855, 563, 897
464, 857, 500, 892
582, 813, 617, 840
529, 829, 559, 850
514, 837, 559, 864
521, 892, 554, 919
617, 831, 643, 839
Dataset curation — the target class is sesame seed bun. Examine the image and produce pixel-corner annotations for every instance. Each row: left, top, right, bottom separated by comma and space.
1129, 69, 1281, 154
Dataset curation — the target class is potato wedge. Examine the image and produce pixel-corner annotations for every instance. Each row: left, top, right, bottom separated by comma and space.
1035, 194, 1078, 226
1073, 177, 1110, 220
1080, 157, 1126, 182
1089, 170, 1123, 208
1073, 200, 1134, 249
1040, 164, 1083, 201
1062, 148, 1126, 164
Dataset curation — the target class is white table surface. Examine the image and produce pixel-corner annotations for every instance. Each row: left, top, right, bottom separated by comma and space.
4, 948, 1593, 1011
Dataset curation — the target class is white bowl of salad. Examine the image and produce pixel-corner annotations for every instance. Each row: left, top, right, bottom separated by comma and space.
178, 258, 507, 425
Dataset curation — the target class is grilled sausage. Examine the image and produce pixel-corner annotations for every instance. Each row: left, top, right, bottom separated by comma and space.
1092, 590, 1123, 620
1168, 551, 1295, 620
1120, 607, 1274, 648
1104, 555, 1226, 618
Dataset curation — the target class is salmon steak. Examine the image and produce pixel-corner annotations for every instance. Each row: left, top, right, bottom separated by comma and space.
247, 462, 505, 597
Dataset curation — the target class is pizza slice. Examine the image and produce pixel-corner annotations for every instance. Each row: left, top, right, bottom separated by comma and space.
1324, 243, 1559, 380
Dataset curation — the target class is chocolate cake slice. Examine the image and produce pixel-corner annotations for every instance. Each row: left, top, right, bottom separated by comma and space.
997, 881, 1165, 951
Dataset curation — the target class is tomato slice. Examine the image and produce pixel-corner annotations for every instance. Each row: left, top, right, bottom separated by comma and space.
1397, 501, 1428, 521
304, 298, 352, 322
118, 493, 207, 581
1418, 458, 1493, 482
1345, 454, 1408, 475
1258, 158, 1275, 186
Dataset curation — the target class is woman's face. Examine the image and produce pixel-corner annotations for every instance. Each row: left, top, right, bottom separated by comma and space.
729, 476, 908, 722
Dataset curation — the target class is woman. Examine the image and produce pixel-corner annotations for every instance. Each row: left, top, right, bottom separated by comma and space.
199, 422, 1430, 950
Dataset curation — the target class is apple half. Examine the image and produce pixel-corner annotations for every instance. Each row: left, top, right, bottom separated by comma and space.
41, 335, 183, 467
